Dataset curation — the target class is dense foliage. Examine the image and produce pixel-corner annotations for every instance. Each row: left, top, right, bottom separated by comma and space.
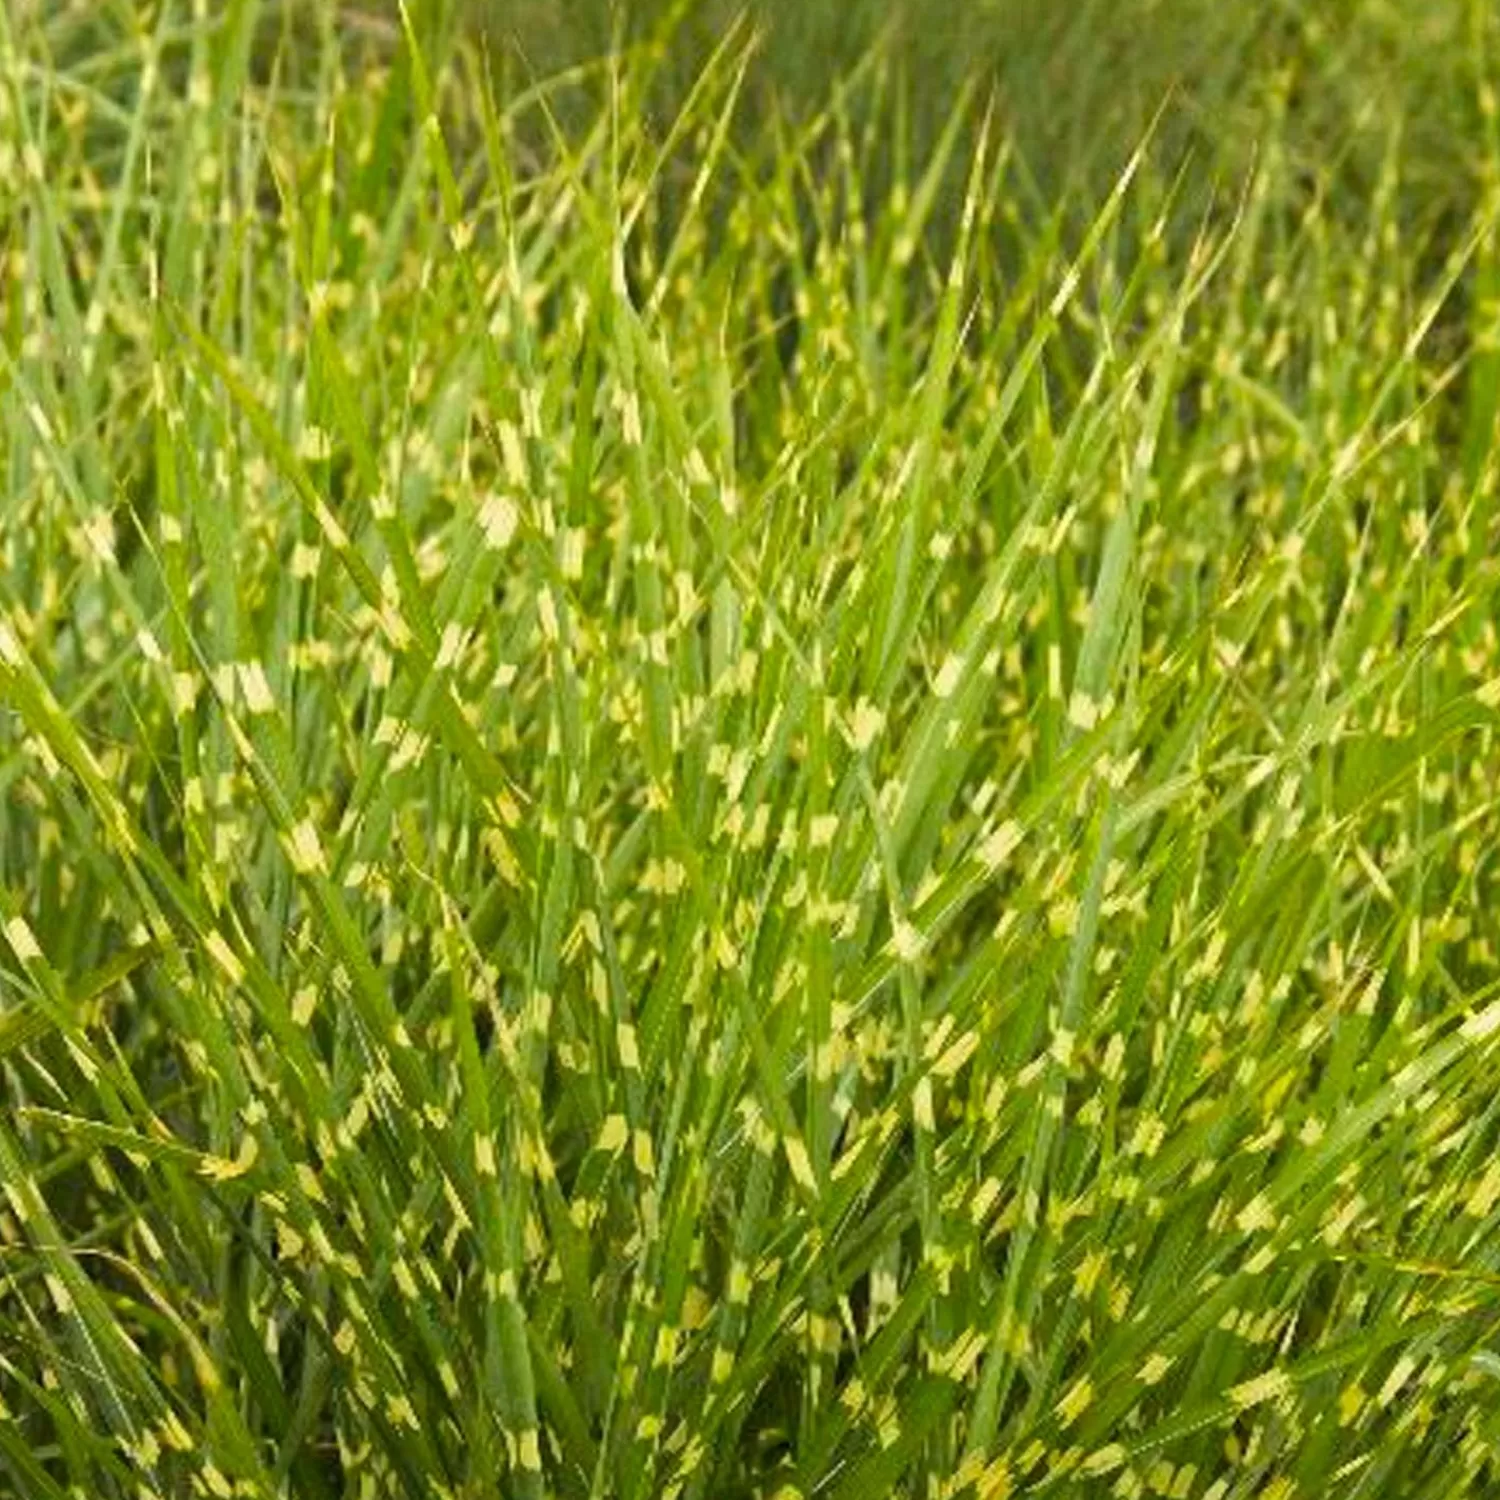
4, 3, 1500, 1497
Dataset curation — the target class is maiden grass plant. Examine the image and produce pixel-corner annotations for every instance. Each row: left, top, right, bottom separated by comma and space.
4, 3, 1500, 1497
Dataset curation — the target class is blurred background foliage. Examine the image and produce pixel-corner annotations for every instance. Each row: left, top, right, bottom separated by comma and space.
467, 0, 1497, 234
33, 0, 1491, 256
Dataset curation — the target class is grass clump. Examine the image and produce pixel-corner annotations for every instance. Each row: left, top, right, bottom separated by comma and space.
4, 4, 1500, 1498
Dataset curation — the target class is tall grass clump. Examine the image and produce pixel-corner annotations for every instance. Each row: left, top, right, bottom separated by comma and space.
4, 3, 1500, 1498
